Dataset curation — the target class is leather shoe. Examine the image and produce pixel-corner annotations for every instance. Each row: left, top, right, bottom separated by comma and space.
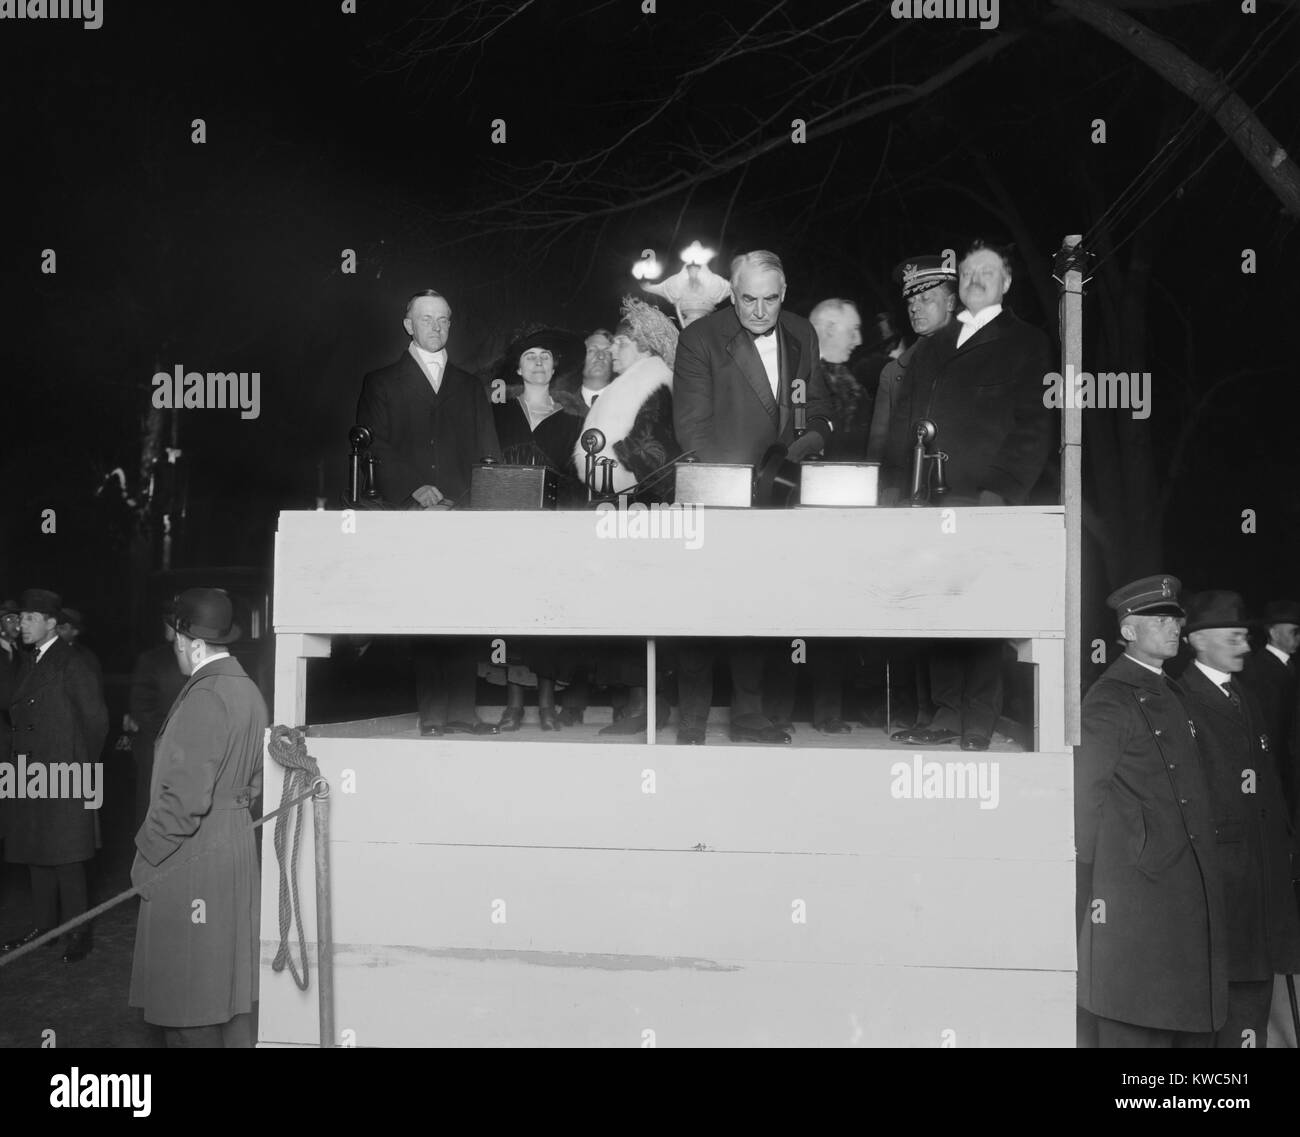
538, 706, 561, 732
599, 715, 647, 736
558, 706, 584, 726
815, 718, 852, 734
730, 723, 792, 744
772, 720, 795, 735
960, 733, 990, 751
677, 727, 706, 745
446, 720, 499, 735
1, 927, 52, 953
497, 706, 524, 733
61, 930, 92, 964
892, 727, 960, 745
419, 723, 445, 737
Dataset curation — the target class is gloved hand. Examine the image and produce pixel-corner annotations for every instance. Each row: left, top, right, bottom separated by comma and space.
787, 431, 824, 462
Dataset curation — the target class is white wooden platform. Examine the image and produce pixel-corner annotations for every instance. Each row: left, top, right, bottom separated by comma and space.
261, 507, 1074, 1047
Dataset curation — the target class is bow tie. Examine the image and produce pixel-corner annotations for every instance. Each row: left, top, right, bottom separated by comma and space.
750, 326, 776, 339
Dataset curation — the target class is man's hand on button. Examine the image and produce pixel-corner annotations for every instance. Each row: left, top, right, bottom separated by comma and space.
787, 432, 823, 462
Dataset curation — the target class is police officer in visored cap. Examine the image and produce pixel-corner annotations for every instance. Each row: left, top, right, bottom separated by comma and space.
1076, 574, 1230, 1047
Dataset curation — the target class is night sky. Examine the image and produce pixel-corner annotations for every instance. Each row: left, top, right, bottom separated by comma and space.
2, 0, 1299, 670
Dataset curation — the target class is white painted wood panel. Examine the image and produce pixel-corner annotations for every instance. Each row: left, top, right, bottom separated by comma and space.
262, 738, 1073, 859
273, 508, 1065, 638
258, 944, 1075, 1048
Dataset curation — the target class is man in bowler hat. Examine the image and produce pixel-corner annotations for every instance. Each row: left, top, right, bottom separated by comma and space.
1176, 590, 1300, 1046
1076, 575, 1228, 1047
129, 588, 268, 1046
1, 589, 108, 963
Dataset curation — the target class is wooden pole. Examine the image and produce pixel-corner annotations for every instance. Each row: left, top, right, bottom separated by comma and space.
312, 780, 336, 1048
1057, 235, 1085, 747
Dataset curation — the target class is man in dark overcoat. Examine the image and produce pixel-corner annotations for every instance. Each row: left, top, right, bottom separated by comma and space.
125, 604, 186, 827
671, 250, 835, 745
1177, 591, 1300, 1047
886, 240, 1052, 752
355, 288, 501, 737
129, 588, 268, 1047
1239, 600, 1299, 817
1076, 575, 1228, 1047
1, 589, 108, 963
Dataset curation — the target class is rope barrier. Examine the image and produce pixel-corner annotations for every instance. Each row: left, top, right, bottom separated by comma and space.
266, 724, 323, 992
0, 729, 327, 982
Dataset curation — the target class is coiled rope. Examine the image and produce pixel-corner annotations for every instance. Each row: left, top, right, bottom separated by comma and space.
266, 724, 324, 992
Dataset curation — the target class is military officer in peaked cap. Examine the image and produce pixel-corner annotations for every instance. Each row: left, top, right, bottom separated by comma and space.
1077, 575, 1228, 1046
1175, 590, 1300, 1047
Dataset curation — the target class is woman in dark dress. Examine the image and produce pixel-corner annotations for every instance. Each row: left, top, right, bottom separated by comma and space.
493, 332, 582, 480
489, 333, 582, 732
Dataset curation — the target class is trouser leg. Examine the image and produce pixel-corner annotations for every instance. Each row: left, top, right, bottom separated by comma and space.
763, 640, 798, 725
164, 1025, 224, 1048
960, 640, 1004, 738
676, 642, 715, 730
29, 865, 58, 929
1095, 1016, 1213, 1048
416, 637, 481, 726
220, 1010, 256, 1049
729, 643, 767, 729
811, 639, 845, 725
1217, 979, 1275, 1047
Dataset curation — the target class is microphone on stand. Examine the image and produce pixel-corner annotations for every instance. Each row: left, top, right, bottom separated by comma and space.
580, 428, 607, 502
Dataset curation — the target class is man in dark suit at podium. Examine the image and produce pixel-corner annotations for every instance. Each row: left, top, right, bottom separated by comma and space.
671, 251, 834, 745
355, 289, 502, 736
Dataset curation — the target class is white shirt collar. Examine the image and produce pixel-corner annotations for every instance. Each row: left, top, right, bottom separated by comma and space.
35, 636, 58, 662
1194, 660, 1233, 688
410, 342, 446, 368
581, 385, 605, 407
1124, 652, 1165, 676
955, 303, 1002, 346
192, 651, 231, 676
1266, 643, 1291, 665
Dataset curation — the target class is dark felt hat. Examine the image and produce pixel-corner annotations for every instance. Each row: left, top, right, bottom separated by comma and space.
57, 607, 85, 630
169, 587, 241, 644
1106, 574, 1183, 620
1182, 590, 1254, 633
508, 329, 568, 368
18, 589, 62, 618
1261, 600, 1300, 627
0, 598, 18, 617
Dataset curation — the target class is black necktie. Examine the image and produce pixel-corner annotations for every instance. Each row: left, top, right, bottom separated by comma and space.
751, 327, 776, 339
590, 394, 599, 406
1221, 680, 1241, 709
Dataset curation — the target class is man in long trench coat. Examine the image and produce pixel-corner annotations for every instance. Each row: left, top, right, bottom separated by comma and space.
129, 588, 267, 1047
1076, 575, 1228, 1047
1176, 591, 1300, 1047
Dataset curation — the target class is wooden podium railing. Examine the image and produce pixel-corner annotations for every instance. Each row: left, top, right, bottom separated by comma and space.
259, 506, 1074, 1047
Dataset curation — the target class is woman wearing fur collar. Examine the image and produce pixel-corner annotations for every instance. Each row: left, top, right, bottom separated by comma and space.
573, 297, 682, 504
